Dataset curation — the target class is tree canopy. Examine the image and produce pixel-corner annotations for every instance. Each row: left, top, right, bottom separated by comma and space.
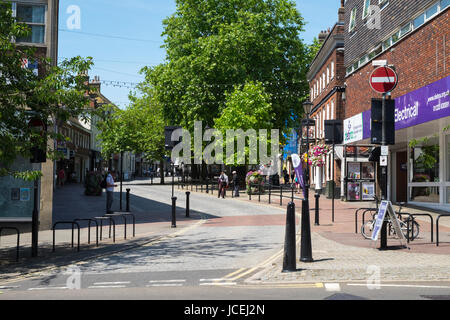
0, 2, 94, 180
143, 0, 311, 136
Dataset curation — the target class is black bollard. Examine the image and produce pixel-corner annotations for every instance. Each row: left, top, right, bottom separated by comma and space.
300, 198, 313, 262
280, 186, 283, 206
186, 192, 190, 218
126, 189, 131, 212
171, 197, 177, 228
282, 202, 297, 272
314, 192, 320, 226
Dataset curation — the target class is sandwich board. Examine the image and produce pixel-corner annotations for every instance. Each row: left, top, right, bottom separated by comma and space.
371, 200, 407, 246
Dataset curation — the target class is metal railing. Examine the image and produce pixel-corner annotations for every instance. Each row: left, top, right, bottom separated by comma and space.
436, 214, 450, 247
52, 221, 81, 252
0, 227, 20, 261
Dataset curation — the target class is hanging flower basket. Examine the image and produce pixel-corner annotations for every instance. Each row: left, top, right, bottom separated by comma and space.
308, 144, 331, 167
245, 170, 265, 195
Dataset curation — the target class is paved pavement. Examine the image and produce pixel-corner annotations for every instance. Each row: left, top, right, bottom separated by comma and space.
1, 178, 449, 288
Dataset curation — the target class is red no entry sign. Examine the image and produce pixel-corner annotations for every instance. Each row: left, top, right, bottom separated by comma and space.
369, 66, 398, 94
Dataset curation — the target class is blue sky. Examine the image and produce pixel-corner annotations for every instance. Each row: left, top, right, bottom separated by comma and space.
58, 0, 341, 109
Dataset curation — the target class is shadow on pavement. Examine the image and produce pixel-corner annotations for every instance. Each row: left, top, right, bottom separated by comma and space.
52, 184, 219, 230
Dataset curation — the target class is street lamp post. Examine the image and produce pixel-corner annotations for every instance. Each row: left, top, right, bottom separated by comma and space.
300, 100, 314, 263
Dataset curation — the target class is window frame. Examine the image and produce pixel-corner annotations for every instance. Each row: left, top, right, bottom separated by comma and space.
349, 7, 357, 32
362, 0, 371, 19
14, 3, 47, 44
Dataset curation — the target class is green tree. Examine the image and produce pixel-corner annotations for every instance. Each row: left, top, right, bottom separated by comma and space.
0, 2, 94, 180
144, 0, 310, 134
214, 81, 276, 165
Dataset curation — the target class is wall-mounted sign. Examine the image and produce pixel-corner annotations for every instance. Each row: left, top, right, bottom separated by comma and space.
20, 188, 31, 202
344, 113, 364, 144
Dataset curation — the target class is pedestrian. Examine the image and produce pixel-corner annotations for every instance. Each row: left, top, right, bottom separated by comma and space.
58, 169, 65, 187
218, 171, 229, 199
232, 171, 240, 197
106, 170, 118, 214
283, 168, 289, 185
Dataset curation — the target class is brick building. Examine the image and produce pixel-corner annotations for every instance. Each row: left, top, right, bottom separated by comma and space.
306, 1, 346, 194
342, 0, 449, 209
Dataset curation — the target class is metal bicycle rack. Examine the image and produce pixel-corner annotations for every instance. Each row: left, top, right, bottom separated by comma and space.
436, 214, 450, 247
0, 227, 20, 261
73, 218, 99, 247
105, 213, 136, 239
52, 221, 81, 252
94, 216, 116, 242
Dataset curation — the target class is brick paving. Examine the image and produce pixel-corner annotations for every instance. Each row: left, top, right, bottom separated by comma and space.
184, 182, 450, 283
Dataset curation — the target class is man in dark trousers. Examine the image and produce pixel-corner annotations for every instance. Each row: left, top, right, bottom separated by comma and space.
232, 171, 240, 197
218, 171, 229, 199
106, 171, 118, 214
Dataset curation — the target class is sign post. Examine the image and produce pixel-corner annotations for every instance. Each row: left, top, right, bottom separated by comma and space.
370, 65, 398, 250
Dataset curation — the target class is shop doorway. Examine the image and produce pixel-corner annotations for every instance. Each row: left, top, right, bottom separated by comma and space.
396, 151, 408, 203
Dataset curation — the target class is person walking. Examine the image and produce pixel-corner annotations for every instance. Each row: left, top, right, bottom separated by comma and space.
106, 171, 117, 214
58, 169, 65, 187
232, 171, 240, 197
218, 171, 229, 199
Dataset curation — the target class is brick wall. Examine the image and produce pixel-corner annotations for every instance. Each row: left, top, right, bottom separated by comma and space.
344, 9, 450, 119
344, 0, 436, 66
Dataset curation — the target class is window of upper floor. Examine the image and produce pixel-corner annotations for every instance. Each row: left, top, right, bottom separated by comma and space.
13, 2, 46, 44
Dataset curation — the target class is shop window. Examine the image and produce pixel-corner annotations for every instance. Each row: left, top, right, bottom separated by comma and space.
411, 137, 440, 183
411, 187, 440, 203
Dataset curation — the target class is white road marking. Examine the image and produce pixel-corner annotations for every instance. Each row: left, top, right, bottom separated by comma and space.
146, 284, 184, 287
93, 282, 131, 285
200, 282, 237, 286
325, 283, 341, 292
347, 283, 450, 289
28, 287, 69, 291
148, 280, 186, 283
88, 285, 127, 289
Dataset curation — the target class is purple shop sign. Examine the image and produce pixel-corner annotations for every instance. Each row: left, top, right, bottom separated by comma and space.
394, 76, 450, 130
359, 76, 450, 141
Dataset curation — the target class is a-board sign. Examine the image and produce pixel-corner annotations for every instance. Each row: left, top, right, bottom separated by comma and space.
371, 201, 406, 246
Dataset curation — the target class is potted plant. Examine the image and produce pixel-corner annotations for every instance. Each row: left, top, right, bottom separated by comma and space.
84, 171, 103, 196
245, 170, 265, 195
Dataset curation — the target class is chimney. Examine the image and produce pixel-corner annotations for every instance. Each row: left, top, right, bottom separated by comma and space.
89, 75, 101, 94
338, 0, 345, 22
318, 30, 329, 43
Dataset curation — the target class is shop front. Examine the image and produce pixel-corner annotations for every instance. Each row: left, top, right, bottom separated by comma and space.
342, 76, 450, 210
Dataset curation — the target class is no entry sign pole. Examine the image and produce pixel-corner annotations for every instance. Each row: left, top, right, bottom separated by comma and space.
369, 65, 398, 250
